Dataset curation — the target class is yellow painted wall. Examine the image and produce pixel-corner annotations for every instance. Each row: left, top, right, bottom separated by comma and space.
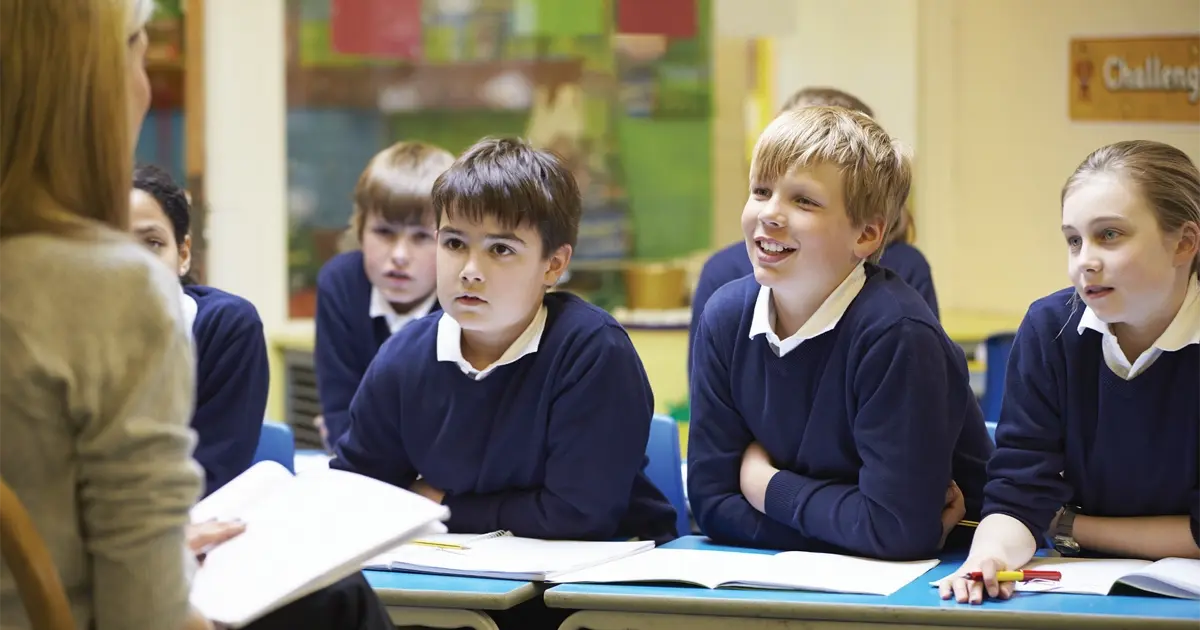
770, 0, 1200, 319
927, 0, 1200, 315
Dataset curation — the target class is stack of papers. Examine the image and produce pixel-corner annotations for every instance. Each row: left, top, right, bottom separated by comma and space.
189, 462, 449, 628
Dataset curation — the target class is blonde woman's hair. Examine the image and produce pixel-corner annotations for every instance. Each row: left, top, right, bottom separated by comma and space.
1062, 140, 1200, 276
0, 0, 153, 239
750, 106, 912, 263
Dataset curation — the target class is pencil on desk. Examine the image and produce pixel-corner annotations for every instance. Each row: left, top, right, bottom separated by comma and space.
409, 540, 468, 550
409, 530, 512, 551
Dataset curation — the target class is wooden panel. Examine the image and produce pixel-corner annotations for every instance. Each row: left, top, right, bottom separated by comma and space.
286, 60, 582, 110
185, 0, 209, 283
1069, 35, 1200, 123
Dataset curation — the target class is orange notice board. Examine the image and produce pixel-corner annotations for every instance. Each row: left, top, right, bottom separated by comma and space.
1069, 35, 1199, 123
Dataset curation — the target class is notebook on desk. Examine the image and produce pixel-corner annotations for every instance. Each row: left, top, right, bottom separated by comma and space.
189, 462, 450, 628
366, 533, 655, 581
936, 557, 1200, 600
549, 548, 940, 596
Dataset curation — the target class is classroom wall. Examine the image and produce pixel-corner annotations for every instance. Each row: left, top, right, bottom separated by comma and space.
935, 0, 1200, 315
771, 0, 1200, 316
205, 0, 288, 331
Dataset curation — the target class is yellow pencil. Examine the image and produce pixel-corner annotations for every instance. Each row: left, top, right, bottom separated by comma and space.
957, 519, 979, 528
408, 540, 467, 550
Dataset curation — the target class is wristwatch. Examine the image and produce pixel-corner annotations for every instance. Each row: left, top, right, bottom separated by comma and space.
1052, 506, 1081, 556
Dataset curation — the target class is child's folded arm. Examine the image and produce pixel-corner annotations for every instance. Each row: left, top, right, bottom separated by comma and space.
762, 320, 961, 560
687, 316, 810, 550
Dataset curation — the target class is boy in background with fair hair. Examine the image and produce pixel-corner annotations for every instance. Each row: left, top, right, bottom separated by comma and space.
314, 142, 453, 447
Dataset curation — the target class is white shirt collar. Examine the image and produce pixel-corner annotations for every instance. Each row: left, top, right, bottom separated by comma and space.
1076, 274, 1200, 380
435, 305, 548, 380
370, 287, 437, 335
178, 285, 198, 333
749, 262, 867, 357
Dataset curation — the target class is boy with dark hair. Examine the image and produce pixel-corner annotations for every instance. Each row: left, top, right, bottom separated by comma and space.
331, 137, 677, 545
314, 141, 453, 447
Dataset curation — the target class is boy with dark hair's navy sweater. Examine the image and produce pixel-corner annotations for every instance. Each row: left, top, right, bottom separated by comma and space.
689, 107, 992, 561
186, 284, 269, 495
331, 137, 677, 544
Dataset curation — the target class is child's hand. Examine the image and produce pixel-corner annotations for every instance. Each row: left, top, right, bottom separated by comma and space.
186, 520, 246, 564
314, 414, 330, 451
939, 481, 966, 549
410, 479, 445, 504
938, 556, 1017, 604
739, 442, 778, 513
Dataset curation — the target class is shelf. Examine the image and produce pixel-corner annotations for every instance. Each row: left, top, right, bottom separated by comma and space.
286, 59, 583, 110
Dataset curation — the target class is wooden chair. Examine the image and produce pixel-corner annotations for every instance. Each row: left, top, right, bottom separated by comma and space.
0, 479, 74, 630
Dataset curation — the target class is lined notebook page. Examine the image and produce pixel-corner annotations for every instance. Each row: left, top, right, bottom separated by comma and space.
374, 537, 654, 580
553, 548, 939, 596
1122, 558, 1200, 599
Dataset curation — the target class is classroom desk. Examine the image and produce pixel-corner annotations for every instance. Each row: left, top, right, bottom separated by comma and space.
544, 536, 1200, 630
364, 570, 539, 630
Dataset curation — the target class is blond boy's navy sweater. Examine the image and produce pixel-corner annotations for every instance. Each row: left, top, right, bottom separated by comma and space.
688, 266, 992, 559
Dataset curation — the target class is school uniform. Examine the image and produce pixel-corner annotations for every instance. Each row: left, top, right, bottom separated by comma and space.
688, 241, 939, 380
182, 284, 269, 496
983, 279, 1200, 546
688, 264, 992, 560
314, 250, 439, 445
331, 291, 679, 544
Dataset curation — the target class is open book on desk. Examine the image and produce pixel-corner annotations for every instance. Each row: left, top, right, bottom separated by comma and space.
937, 557, 1200, 600
366, 534, 655, 581
550, 548, 940, 596
189, 462, 450, 628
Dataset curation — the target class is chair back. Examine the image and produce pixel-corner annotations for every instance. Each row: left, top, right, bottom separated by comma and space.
253, 422, 296, 473
644, 415, 691, 536
980, 333, 1016, 425
0, 479, 75, 630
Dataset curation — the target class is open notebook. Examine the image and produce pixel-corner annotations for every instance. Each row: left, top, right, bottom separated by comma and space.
189, 462, 450, 628
366, 533, 655, 581
936, 557, 1200, 600
550, 548, 940, 596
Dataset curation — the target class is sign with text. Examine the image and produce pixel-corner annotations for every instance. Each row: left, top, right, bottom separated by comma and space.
1069, 35, 1200, 123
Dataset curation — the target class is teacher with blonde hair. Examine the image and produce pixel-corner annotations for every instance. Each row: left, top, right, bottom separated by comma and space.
0, 0, 210, 628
